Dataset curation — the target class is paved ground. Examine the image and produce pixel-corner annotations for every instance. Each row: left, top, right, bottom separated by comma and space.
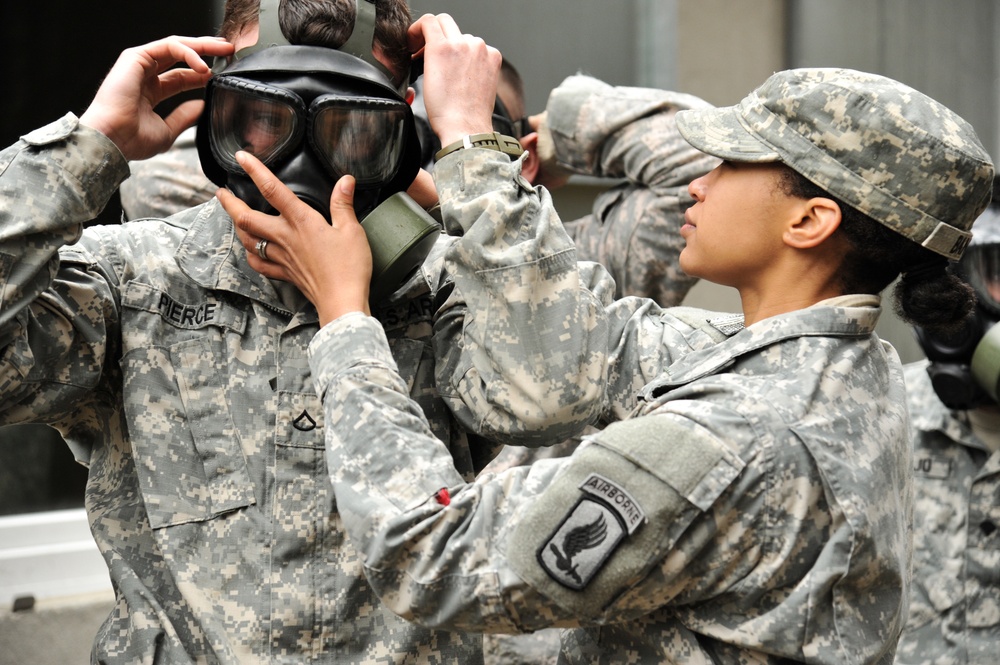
0, 596, 113, 665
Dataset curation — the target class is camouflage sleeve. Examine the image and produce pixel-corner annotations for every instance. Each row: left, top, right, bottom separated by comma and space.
0, 114, 130, 430
309, 313, 568, 632
430, 148, 617, 446
119, 127, 217, 220
309, 317, 756, 636
546, 75, 720, 305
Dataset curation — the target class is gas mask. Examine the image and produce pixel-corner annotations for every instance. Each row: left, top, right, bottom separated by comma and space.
492, 94, 529, 141
197, 0, 439, 301
916, 206, 1000, 409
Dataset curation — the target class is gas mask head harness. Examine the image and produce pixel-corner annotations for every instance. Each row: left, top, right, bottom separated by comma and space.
198, 0, 439, 301
916, 197, 1000, 409
491, 94, 529, 141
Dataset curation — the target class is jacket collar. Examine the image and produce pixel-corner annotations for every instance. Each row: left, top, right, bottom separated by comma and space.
641, 302, 881, 400
175, 199, 286, 309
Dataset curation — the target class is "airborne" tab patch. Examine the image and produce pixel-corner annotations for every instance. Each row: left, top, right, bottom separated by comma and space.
537, 473, 646, 590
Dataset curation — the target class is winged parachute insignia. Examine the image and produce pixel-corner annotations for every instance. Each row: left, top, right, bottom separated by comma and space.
537, 489, 637, 590
548, 512, 608, 584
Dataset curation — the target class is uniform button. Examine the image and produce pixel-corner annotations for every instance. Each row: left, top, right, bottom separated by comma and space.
981, 520, 997, 536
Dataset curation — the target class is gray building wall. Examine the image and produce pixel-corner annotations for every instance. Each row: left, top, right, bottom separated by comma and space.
410, 0, 639, 115
789, 0, 999, 161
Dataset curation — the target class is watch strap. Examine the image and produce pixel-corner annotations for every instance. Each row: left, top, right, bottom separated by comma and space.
434, 132, 524, 162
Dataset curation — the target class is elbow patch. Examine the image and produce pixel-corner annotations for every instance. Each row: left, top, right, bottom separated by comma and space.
506, 412, 744, 618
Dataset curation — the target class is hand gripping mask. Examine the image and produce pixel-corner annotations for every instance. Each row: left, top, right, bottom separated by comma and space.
198, 0, 439, 301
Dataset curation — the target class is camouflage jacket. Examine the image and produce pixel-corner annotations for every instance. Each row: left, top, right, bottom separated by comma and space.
549, 75, 719, 305
0, 115, 605, 663
895, 362, 1000, 665
483, 75, 720, 665
482, 76, 720, 476
119, 126, 218, 220
310, 294, 913, 664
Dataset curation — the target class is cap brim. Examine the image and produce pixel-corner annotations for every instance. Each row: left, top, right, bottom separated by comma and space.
676, 105, 781, 163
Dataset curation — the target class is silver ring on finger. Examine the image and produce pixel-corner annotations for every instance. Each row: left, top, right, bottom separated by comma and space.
255, 238, 269, 261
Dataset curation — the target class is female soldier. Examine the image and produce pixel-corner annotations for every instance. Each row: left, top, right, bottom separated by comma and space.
224, 48, 993, 664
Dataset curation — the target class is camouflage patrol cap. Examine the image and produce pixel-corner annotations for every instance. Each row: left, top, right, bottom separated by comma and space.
676, 68, 995, 260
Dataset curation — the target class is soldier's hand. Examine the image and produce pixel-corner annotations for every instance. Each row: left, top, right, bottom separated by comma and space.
218, 151, 373, 325
407, 14, 501, 147
80, 36, 234, 162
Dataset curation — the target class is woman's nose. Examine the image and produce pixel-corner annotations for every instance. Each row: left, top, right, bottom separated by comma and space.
688, 174, 707, 202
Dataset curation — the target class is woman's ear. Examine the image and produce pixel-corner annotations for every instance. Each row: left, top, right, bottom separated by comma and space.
785, 197, 842, 249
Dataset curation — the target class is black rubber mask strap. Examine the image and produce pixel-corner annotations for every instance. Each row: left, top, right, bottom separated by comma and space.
233, 0, 290, 60
339, 0, 401, 89
340, 0, 376, 62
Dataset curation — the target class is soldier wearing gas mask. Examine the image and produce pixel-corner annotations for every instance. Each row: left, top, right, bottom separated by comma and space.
0, 0, 603, 662
896, 177, 1000, 664
199, 3, 416, 216
198, 0, 439, 300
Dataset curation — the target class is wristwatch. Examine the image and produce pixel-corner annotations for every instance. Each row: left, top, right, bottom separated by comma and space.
434, 132, 524, 162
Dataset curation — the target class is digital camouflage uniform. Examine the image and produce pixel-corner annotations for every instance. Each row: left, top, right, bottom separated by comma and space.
480, 77, 718, 664
484, 76, 717, 475
308, 68, 995, 663
119, 127, 218, 220
0, 114, 603, 664
311, 291, 912, 663
117, 74, 714, 665
895, 361, 1000, 665
548, 75, 718, 305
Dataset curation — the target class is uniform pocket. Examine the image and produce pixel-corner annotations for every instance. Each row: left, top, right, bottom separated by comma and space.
904, 563, 964, 631
122, 335, 255, 529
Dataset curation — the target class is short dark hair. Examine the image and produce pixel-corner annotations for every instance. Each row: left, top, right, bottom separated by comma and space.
778, 166, 975, 334
499, 58, 525, 116
220, 0, 412, 83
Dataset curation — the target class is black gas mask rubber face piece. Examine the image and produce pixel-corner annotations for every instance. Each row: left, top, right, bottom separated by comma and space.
916, 308, 994, 410
491, 94, 529, 140
916, 239, 1000, 409
195, 0, 439, 303
197, 45, 421, 221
